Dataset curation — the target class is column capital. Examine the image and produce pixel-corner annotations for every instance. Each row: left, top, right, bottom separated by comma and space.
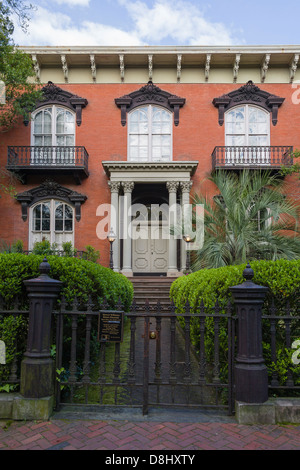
108, 181, 121, 193
180, 181, 193, 192
166, 181, 179, 193
122, 181, 135, 193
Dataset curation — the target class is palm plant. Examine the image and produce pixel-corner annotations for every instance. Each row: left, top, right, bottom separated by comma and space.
190, 170, 300, 270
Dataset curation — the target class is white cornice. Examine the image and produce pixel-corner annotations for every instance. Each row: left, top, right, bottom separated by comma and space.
102, 161, 198, 177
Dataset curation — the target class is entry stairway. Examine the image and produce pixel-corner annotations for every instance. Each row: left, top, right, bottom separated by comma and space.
127, 276, 176, 310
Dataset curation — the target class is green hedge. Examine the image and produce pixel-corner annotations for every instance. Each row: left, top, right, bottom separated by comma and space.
170, 259, 300, 313
0, 253, 134, 389
0, 253, 134, 310
170, 260, 300, 389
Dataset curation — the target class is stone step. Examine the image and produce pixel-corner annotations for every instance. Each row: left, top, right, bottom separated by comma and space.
128, 276, 176, 308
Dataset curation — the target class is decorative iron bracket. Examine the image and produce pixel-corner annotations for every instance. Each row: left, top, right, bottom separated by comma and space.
213, 80, 284, 126
25, 81, 88, 126
115, 81, 186, 126
16, 179, 87, 222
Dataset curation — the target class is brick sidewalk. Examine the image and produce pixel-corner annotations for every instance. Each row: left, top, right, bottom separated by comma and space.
1, 418, 300, 450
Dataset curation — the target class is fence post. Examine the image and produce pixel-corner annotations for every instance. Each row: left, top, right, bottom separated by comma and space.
20, 258, 62, 399
230, 263, 269, 404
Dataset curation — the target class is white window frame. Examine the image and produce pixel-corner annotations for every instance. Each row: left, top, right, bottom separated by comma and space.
31, 105, 76, 147
224, 105, 271, 165
29, 199, 74, 250
225, 104, 270, 146
30, 105, 76, 165
127, 105, 173, 162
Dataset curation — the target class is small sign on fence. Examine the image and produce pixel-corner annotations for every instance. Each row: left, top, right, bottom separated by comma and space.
0, 81, 5, 105
97, 310, 124, 343
0, 340, 6, 364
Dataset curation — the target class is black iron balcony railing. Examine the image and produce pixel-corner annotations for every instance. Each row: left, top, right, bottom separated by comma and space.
7, 146, 89, 183
212, 146, 293, 170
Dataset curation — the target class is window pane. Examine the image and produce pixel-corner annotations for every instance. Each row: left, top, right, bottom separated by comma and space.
139, 135, 148, 146
43, 136, 52, 146
152, 147, 162, 160
55, 220, 63, 231
42, 219, 50, 231
64, 219, 73, 231
33, 204, 41, 231
227, 135, 246, 146
138, 122, 148, 134
66, 135, 75, 146
34, 112, 43, 133
139, 108, 148, 121
129, 122, 139, 133
34, 204, 41, 218
55, 204, 63, 219
56, 113, 64, 134
130, 135, 138, 146
130, 110, 139, 122
57, 136, 65, 146
65, 205, 73, 219
249, 135, 268, 146
44, 112, 52, 134
129, 147, 138, 160
42, 203, 50, 218
34, 136, 43, 146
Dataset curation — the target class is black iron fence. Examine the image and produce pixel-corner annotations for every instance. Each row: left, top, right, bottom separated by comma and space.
7, 146, 89, 171
53, 297, 236, 415
0, 259, 299, 417
212, 145, 293, 169
0, 296, 29, 391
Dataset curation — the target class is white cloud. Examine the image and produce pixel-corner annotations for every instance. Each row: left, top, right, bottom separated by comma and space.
119, 0, 241, 45
53, 0, 91, 5
13, 0, 243, 46
13, 6, 144, 46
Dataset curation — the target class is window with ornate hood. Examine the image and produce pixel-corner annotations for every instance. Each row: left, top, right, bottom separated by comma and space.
128, 105, 172, 162
16, 179, 87, 250
30, 199, 74, 250
115, 81, 185, 163
212, 81, 293, 170
7, 82, 89, 184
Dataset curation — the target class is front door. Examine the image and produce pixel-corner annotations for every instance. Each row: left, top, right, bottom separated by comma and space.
133, 222, 168, 274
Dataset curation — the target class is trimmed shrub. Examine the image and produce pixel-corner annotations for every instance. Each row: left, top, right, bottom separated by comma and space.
0, 253, 133, 310
0, 253, 134, 389
170, 259, 300, 314
170, 260, 300, 388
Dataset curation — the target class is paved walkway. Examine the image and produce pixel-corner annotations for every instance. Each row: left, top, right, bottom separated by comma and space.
1, 408, 300, 450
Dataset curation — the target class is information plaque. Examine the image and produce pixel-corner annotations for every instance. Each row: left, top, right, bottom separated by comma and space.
97, 310, 124, 343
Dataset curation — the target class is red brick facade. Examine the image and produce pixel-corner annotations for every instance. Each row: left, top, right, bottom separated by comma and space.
1, 80, 299, 269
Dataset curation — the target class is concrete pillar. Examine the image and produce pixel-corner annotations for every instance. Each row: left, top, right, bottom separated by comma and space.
166, 181, 179, 277
108, 181, 121, 271
230, 263, 269, 404
180, 181, 193, 272
121, 181, 134, 276
21, 258, 62, 399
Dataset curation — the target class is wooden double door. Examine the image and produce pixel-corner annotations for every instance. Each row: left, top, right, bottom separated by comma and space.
132, 222, 168, 274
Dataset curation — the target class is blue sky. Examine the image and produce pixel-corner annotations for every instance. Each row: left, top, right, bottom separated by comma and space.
13, 0, 300, 46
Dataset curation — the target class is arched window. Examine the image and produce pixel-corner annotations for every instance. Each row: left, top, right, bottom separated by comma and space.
30, 200, 74, 250
31, 106, 75, 165
225, 105, 270, 147
32, 105, 75, 146
128, 105, 172, 162
225, 105, 270, 165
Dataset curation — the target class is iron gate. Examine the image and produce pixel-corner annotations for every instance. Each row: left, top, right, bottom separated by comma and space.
54, 298, 236, 415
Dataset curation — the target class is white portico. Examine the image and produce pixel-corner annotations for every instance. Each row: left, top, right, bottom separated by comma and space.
103, 161, 198, 277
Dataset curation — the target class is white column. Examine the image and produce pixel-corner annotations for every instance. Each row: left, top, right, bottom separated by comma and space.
121, 181, 134, 276
180, 181, 193, 272
108, 181, 120, 272
166, 181, 179, 277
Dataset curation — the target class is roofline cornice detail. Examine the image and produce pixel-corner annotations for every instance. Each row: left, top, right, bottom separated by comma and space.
102, 161, 198, 177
